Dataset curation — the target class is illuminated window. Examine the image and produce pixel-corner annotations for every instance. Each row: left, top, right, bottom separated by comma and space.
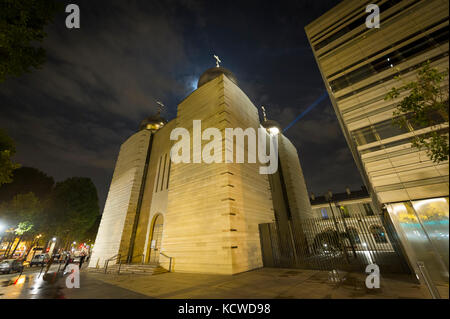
363, 203, 374, 216
146, 123, 160, 130
370, 225, 388, 243
347, 227, 361, 244
340, 206, 350, 218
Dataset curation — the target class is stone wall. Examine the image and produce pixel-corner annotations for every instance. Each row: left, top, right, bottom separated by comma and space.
89, 130, 151, 268
162, 74, 275, 274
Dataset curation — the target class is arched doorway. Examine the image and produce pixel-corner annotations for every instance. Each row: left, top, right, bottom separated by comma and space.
148, 214, 164, 264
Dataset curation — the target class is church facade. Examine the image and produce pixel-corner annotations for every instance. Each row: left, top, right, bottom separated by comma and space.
88, 65, 313, 274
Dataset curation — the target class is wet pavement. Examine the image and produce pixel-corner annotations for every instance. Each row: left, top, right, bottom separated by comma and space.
0, 265, 150, 299
0, 266, 443, 299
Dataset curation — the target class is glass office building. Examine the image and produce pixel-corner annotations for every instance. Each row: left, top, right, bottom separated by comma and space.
305, 0, 448, 292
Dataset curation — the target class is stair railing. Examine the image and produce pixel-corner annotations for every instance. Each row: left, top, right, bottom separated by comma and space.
159, 252, 173, 272
104, 254, 121, 274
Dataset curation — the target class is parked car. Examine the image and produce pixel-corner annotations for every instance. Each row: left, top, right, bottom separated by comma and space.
29, 254, 50, 267
0, 259, 24, 274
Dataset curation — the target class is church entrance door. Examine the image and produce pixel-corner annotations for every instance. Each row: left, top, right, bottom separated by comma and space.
149, 214, 163, 264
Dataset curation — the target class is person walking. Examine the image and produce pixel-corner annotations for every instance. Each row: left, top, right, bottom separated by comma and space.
78, 253, 86, 270
63, 253, 71, 272
43, 255, 54, 276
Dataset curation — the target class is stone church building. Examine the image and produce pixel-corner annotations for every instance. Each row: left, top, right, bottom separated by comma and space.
89, 65, 313, 274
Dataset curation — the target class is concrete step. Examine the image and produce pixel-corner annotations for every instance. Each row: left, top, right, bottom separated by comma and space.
88, 263, 168, 275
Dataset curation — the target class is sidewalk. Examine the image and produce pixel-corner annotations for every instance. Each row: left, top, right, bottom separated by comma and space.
81, 267, 442, 299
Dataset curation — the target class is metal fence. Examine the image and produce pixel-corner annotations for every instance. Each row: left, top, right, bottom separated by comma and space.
259, 211, 412, 274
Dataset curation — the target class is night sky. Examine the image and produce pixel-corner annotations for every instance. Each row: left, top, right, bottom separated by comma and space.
0, 0, 364, 210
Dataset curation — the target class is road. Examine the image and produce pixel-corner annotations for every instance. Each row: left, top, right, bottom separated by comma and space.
0, 264, 68, 298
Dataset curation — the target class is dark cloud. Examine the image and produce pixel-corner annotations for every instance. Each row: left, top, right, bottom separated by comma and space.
0, 0, 363, 209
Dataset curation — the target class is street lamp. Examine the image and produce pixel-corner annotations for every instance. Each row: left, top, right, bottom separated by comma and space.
267, 126, 280, 135
52, 237, 56, 242
262, 119, 281, 136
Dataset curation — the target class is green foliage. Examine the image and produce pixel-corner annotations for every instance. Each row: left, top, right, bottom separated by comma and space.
0, 172, 101, 250
385, 61, 449, 163
48, 177, 100, 243
82, 214, 101, 243
0, 166, 54, 202
1, 192, 42, 223
0, 0, 62, 82
0, 192, 42, 240
0, 128, 20, 186
15, 220, 33, 236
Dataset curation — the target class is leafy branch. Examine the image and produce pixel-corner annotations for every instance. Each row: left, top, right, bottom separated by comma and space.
385, 61, 449, 163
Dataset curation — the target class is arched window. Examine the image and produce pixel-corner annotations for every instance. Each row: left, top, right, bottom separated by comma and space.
347, 227, 361, 244
370, 225, 388, 243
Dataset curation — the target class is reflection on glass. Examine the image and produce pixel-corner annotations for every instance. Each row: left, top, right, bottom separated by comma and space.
412, 198, 449, 272
387, 200, 449, 285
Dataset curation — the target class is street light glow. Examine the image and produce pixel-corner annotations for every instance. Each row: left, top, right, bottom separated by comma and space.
268, 126, 280, 135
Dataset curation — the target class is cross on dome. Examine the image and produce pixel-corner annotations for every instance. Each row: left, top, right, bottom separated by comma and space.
213, 54, 221, 67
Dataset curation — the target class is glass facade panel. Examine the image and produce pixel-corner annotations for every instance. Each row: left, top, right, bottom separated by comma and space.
329, 26, 449, 92
411, 198, 449, 272
375, 119, 410, 140
353, 127, 377, 146
314, 0, 403, 52
387, 200, 449, 287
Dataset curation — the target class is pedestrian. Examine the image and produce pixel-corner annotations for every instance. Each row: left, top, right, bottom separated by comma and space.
43, 255, 54, 276
79, 253, 86, 270
63, 254, 71, 272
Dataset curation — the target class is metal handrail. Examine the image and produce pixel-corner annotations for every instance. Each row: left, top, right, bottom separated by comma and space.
417, 261, 441, 299
104, 254, 121, 274
159, 252, 173, 272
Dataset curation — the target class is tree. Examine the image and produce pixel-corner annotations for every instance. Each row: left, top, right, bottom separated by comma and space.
1, 192, 43, 225
47, 177, 100, 248
0, 128, 20, 186
0, 0, 62, 82
9, 221, 34, 257
385, 62, 449, 163
82, 214, 101, 244
0, 192, 43, 257
0, 166, 54, 202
